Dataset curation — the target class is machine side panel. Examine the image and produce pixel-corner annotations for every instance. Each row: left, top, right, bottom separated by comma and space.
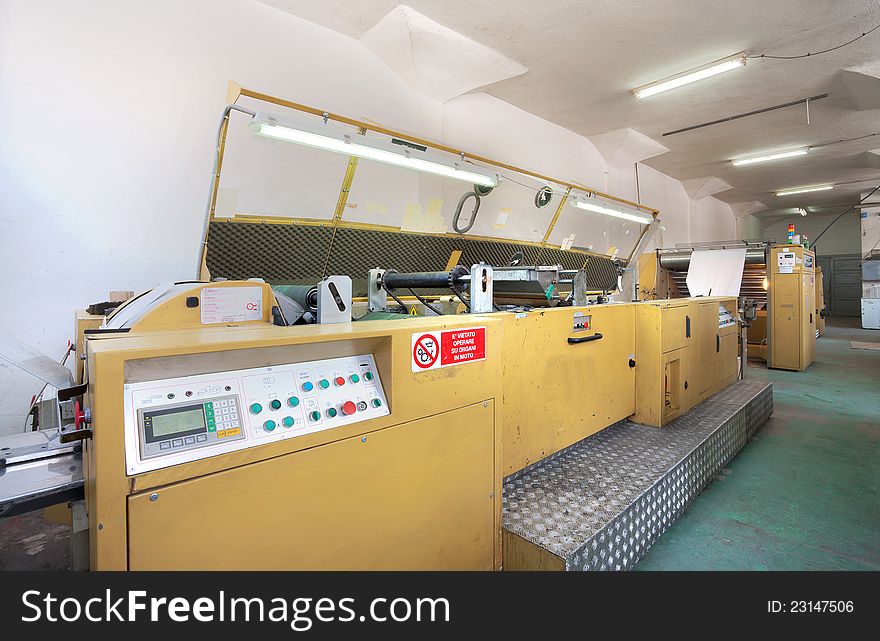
127, 401, 497, 570
501, 305, 636, 476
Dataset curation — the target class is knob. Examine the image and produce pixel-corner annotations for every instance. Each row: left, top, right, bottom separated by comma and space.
288, 396, 300, 407
249, 403, 263, 415
270, 399, 282, 410
302, 381, 314, 392
357, 401, 368, 412
263, 420, 276, 432
350, 374, 360, 383
309, 410, 321, 422
371, 398, 382, 408
334, 376, 345, 387
318, 379, 330, 390
342, 401, 357, 416
282, 416, 294, 428
326, 407, 338, 418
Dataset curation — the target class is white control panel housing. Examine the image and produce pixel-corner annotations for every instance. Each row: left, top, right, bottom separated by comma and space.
123, 354, 389, 475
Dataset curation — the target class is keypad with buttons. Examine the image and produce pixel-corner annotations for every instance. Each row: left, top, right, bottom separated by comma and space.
127, 354, 388, 475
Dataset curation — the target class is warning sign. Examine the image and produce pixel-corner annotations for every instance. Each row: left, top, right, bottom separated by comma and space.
411, 327, 486, 372
412, 332, 440, 370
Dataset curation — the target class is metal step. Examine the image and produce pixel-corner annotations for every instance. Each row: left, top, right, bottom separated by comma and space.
503, 379, 773, 570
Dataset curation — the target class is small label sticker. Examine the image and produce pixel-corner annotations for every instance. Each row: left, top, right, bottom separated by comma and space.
200, 287, 263, 324
412, 327, 486, 372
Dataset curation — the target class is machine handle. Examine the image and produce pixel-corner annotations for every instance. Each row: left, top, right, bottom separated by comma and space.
685, 315, 691, 338
568, 333, 603, 344
716, 334, 720, 353
810, 312, 813, 323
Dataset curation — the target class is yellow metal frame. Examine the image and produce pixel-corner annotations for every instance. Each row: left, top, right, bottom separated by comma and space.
199, 81, 661, 276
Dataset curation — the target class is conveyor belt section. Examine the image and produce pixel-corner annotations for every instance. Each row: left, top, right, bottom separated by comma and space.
502, 379, 773, 570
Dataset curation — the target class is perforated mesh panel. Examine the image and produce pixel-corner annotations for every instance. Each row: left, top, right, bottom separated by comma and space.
206, 222, 333, 285
206, 221, 619, 295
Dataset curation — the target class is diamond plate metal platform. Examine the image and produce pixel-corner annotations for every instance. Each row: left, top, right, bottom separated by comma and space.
502, 379, 773, 570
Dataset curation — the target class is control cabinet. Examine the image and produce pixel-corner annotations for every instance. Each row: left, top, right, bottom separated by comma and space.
632, 299, 695, 427
84, 317, 503, 570
695, 297, 739, 402
768, 245, 816, 371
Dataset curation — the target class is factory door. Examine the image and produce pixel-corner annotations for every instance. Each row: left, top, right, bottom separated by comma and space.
817, 254, 861, 317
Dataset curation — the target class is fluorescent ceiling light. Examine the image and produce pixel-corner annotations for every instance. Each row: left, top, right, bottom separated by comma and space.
572, 197, 653, 224
776, 184, 833, 197
633, 53, 747, 99
251, 115, 497, 188
732, 149, 808, 166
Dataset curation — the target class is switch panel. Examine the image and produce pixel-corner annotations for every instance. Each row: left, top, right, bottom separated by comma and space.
123, 354, 388, 475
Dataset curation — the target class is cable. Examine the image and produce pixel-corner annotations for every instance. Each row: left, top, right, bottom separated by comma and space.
749, 22, 880, 59
408, 289, 444, 316
452, 288, 471, 312
812, 185, 880, 254
385, 288, 411, 314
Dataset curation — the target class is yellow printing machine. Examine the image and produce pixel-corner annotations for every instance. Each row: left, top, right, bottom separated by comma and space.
2, 271, 740, 570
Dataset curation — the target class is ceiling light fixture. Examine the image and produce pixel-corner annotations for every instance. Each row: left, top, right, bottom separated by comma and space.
633, 52, 747, 99
732, 149, 809, 166
250, 112, 498, 188
776, 184, 833, 197
571, 195, 653, 224
797, 208, 808, 216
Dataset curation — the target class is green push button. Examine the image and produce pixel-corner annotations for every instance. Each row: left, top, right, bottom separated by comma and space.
350, 374, 360, 383
249, 403, 263, 415
282, 416, 294, 428
288, 396, 300, 407
263, 420, 276, 432
270, 399, 282, 410
326, 407, 338, 418
207, 421, 216, 433
371, 398, 382, 408
318, 379, 330, 390
309, 410, 321, 422
364, 371, 374, 381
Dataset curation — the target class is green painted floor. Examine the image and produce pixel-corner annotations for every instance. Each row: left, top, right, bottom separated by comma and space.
635, 317, 880, 570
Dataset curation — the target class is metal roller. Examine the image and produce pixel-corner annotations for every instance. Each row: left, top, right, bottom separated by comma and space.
272, 285, 318, 313
659, 248, 766, 271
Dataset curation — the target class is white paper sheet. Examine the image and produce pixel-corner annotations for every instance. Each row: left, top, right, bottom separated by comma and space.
685, 248, 746, 297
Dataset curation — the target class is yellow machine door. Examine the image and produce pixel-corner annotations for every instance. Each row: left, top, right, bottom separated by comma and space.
771, 274, 801, 369
696, 301, 720, 395
661, 303, 691, 352
127, 402, 497, 570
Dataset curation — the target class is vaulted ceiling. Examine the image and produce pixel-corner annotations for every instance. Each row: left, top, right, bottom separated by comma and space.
260, 0, 880, 220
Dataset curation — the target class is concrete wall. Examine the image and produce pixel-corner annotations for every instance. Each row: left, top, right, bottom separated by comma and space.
760, 211, 861, 256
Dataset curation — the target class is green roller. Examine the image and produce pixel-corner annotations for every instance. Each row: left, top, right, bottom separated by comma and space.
272, 285, 318, 312
355, 311, 413, 321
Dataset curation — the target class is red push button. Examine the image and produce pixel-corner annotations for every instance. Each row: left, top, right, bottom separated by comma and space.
335, 376, 346, 387
342, 401, 357, 416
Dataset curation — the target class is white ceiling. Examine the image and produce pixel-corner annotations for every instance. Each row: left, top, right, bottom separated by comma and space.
259, 0, 880, 220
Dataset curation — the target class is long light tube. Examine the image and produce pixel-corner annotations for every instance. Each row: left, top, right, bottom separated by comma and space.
572, 197, 653, 224
633, 53, 747, 99
251, 119, 497, 188
732, 148, 808, 166
776, 184, 833, 197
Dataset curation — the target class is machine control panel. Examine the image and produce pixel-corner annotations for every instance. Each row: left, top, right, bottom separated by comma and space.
123, 354, 388, 475
718, 304, 736, 329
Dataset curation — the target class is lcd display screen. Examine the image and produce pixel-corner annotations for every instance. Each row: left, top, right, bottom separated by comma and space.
148, 407, 206, 439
